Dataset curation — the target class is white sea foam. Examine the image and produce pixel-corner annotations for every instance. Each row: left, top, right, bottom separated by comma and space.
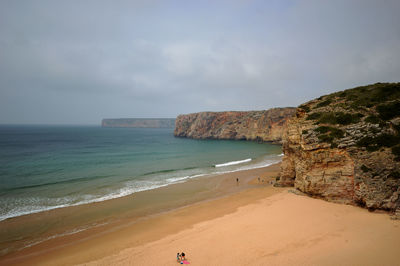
0, 183, 170, 222
214, 159, 280, 175
0, 176, 202, 221
0, 156, 282, 222
215, 158, 252, 167
166, 173, 207, 183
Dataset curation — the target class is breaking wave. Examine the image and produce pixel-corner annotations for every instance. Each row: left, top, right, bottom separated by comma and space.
215, 158, 252, 167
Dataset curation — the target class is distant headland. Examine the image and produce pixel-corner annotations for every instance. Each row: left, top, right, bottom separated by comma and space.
174, 108, 296, 144
101, 118, 175, 128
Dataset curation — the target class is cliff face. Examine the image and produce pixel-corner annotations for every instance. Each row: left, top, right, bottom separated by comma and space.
102, 118, 175, 128
279, 83, 400, 212
174, 108, 296, 143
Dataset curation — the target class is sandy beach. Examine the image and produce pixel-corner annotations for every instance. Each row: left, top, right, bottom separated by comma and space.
2, 163, 400, 266
97, 191, 399, 266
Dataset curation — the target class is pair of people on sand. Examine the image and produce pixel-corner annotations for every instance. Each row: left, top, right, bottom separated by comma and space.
177, 252, 187, 264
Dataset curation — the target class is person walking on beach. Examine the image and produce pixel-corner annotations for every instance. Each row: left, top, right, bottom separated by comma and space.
236, 178, 239, 185
177, 252, 181, 262
181, 252, 186, 260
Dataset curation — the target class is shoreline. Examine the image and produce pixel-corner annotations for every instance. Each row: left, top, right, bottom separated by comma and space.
0, 157, 281, 223
0, 163, 282, 265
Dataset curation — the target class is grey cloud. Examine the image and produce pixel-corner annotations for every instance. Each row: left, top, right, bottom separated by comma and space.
0, 0, 399, 124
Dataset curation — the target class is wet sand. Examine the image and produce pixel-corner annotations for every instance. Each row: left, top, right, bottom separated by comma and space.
0, 163, 281, 265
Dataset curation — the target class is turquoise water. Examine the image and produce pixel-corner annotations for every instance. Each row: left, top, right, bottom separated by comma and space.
0, 125, 282, 221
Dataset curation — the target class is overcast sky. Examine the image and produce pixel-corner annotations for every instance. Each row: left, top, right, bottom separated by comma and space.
0, 0, 399, 125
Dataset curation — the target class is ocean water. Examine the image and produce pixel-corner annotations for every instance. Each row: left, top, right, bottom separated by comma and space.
0, 125, 282, 222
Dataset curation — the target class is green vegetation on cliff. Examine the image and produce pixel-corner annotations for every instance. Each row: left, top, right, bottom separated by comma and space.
377, 101, 400, 120
307, 112, 363, 125
330, 82, 400, 109
356, 134, 400, 152
300, 83, 400, 153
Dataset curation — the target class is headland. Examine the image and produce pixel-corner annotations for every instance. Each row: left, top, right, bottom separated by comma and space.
102, 118, 175, 128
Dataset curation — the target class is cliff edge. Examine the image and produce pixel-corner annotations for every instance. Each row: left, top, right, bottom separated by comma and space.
278, 83, 400, 214
174, 108, 296, 144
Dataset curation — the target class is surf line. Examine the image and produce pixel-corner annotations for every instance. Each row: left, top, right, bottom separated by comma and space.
215, 158, 252, 168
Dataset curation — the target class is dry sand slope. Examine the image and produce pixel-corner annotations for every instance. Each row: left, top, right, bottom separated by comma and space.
84, 190, 400, 266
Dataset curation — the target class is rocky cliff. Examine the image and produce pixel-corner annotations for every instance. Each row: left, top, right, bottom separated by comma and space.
174, 108, 296, 143
278, 83, 400, 214
102, 118, 175, 128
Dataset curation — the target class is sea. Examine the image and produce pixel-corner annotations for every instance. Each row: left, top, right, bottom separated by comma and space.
0, 125, 282, 222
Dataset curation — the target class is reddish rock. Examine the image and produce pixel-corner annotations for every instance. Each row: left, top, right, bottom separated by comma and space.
279, 83, 400, 212
174, 108, 296, 144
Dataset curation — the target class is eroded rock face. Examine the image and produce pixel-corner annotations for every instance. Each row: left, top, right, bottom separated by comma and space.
279, 83, 400, 212
174, 108, 296, 143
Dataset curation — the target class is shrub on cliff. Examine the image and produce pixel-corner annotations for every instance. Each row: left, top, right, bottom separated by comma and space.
315, 126, 344, 138
392, 145, 400, 161
309, 112, 362, 125
315, 126, 330, 133
315, 99, 332, 108
316, 113, 336, 124
357, 134, 400, 152
315, 126, 344, 147
318, 134, 334, 143
365, 115, 381, 124
299, 104, 311, 113
330, 128, 345, 138
377, 101, 400, 120
388, 171, 400, 179
361, 164, 372, 172
337, 83, 400, 109
336, 112, 363, 125
306, 112, 321, 120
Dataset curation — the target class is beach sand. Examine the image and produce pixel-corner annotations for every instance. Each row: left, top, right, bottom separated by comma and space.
84, 192, 400, 266
2, 163, 400, 265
